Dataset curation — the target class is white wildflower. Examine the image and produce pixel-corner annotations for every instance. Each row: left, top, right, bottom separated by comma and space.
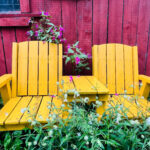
96, 101, 103, 107
56, 82, 59, 85
141, 135, 144, 139
46, 118, 50, 122
61, 104, 65, 107
43, 136, 48, 141
53, 125, 58, 130
31, 121, 36, 126
77, 132, 81, 137
41, 143, 47, 146
28, 119, 32, 123
124, 95, 128, 99
64, 93, 68, 99
47, 105, 51, 109
96, 96, 99, 100
116, 113, 122, 124
146, 117, 150, 126
88, 121, 92, 125
21, 108, 27, 113
86, 142, 89, 145
59, 89, 63, 92
33, 141, 37, 145
48, 130, 53, 137
124, 90, 127, 93
64, 99, 68, 102
68, 109, 73, 113
141, 96, 144, 99
84, 135, 88, 141
96, 113, 100, 117
130, 120, 140, 125
108, 104, 112, 107
61, 80, 64, 85
84, 97, 89, 103
38, 115, 43, 119
71, 144, 77, 149
28, 142, 32, 147
5, 113, 8, 116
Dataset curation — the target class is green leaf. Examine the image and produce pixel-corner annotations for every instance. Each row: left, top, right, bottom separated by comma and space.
65, 57, 71, 64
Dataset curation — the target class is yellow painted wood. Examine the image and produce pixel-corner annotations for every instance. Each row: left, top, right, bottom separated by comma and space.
20, 96, 42, 124
124, 45, 134, 94
73, 76, 97, 94
116, 44, 124, 94
59, 44, 63, 91
49, 43, 58, 95
139, 81, 150, 99
139, 75, 150, 83
5, 96, 32, 125
0, 124, 26, 131
39, 41, 48, 95
107, 44, 116, 93
12, 42, 18, 97
18, 42, 28, 95
133, 46, 139, 95
86, 76, 109, 94
62, 76, 75, 94
0, 74, 12, 88
36, 96, 52, 123
98, 44, 107, 85
0, 97, 21, 125
28, 41, 38, 95
92, 45, 98, 78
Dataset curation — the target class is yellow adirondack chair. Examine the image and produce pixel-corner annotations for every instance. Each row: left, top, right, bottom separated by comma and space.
93, 44, 150, 118
0, 41, 63, 131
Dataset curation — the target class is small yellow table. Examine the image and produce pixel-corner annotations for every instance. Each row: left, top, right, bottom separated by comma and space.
61, 76, 109, 102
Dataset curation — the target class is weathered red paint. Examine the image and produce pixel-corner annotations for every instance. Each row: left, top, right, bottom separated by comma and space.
20, 0, 30, 13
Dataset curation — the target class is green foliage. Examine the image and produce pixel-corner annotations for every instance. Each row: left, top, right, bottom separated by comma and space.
63, 42, 90, 74
27, 11, 66, 44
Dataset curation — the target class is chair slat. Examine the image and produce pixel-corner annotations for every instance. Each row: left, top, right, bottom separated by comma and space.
116, 44, 124, 94
18, 42, 28, 95
107, 44, 116, 94
28, 41, 38, 95
124, 45, 134, 94
39, 41, 48, 95
49, 43, 58, 95
92, 45, 98, 78
98, 44, 107, 85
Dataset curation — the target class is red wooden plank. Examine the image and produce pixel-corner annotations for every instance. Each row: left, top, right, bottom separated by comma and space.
137, 0, 150, 74
45, 0, 61, 26
77, 0, 92, 75
1, 28, 16, 73
93, 0, 108, 45
0, 14, 40, 17
62, 0, 77, 75
30, 0, 44, 13
15, 27, 29, 42
0, 30, 6, 75
0, 17, 30, 27
108, 0, 124, 43
123, 0, 140, 45
20, 0, 30, 13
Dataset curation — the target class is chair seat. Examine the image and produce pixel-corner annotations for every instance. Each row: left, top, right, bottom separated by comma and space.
0, 96, 62, 131
106, 95, 150, 118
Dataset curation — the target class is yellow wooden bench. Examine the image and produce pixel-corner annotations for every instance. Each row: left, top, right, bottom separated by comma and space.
92, 44, 150, 118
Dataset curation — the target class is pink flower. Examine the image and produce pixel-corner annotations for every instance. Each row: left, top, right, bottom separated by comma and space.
75, 57, 80, 65
51, 95, 56, 98
88, 54, 91, 58
44, 12, 49, 16
40, 29, 43, 33
115, 93, 119, 96
77, 75, 80, 78
35, 24, 38, 29
35, 31, 38, 37
43, 41, 46, 44
26, 31, 30, 36
52, 37, 55, 41
60, 27, 64, 31
60, 39, 66, 43
67, 44, 71, 49
28, 19, 31, 23
58, 32, 62, 39
69, 76, 73, 82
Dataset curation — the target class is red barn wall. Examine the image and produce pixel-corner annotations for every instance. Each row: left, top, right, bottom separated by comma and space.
0, 0, 150, 75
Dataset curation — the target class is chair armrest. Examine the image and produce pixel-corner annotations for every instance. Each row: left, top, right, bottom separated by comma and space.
0, 74, 12, 105
139, 74, 150, 99
139, 75, 150, 84
0, 74, 12, 88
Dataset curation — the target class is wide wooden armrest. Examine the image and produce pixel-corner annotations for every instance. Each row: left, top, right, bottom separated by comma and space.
0, 74, 12, 105
139, 75, 150, 84
0, 74, 12, 89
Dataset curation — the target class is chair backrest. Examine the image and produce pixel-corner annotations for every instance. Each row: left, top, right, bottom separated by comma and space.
12, 41, 62, 97
92, 44, 139, 95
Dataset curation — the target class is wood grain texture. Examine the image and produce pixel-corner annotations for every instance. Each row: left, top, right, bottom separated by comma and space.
93, 0, 108, 44
108, 0, 124, 43
20, 0, 30, 13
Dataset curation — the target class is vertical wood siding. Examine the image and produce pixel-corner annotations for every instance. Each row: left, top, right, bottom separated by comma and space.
0, 0, 150, 76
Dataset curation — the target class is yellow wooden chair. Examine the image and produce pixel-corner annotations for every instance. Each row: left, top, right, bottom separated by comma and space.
92, 44, 150, 118
0, 41, 63, 131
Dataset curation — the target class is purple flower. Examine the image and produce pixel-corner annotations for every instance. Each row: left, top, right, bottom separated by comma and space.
69, 76, 73, 82
35, 24, 38, 29
35, 31, 39, 37
67, 44, 71, 49
77, 75, 80, 78
60, 39, 66, 43
40, 11, 43, 15
75, 57, 80, 65
52, 37, 55, 41
87, 54, 91, 58
40, 29, 43, 33
44, 12, 49, 16
51, 95, 56, 98
26, 31, 30, 36
60, 27, 64, 32
28, 19, 31, 23
115, 93, 119, 96
58, 32, 62, 39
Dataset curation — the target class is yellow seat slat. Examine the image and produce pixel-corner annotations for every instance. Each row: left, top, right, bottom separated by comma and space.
107, 44, 116, 94
116, 44, 124, 94
5, 97, 32, 125
39, 41, 48, 95
18, 42, 28, 95
36, 96, 52, 123
28, 41, 38, 95
0, 97, 21, 125
49, 43, 58, 95
20, 96, 42, 124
